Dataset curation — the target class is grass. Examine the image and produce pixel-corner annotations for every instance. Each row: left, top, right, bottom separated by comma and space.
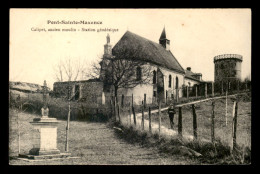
130, 93, 251, 147
9, 89, 251, 164
9, 109, 198, 165
112, 120, 251, 164
114, 92, 251, 164
9, 89, 110, 121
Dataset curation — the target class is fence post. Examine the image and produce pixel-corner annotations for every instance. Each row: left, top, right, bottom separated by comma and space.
212, 82, 214, 97
117, 103, 121, 123
195, 85, 198, 98
132, 93, 134, 106
178, 107, 182, 138
129, 102, 132, 125
144, 94, 146, 109
114, 97, 117, 122
176, 88, 179, 103
237, 80, 240, 92
192, 104, 197, 140
121, 94, 124, 108
16, 110, 20, 154
225, 90, 228, 126
187, 86, 189, 99
158, 100, 161, 140
141, 101, 144, 130
132, 106, 136, 126
221, 81, 224, 95
148, 107, 152, 133
211, 101, 215, 145
231, 100, 238, 152
205, 84, 207, 98
110, 99, 113, 118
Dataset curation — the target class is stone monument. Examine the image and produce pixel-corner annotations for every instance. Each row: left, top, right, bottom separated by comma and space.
19, 80, 70, 160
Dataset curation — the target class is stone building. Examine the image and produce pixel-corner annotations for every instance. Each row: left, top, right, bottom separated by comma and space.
100, 28, 187, 105
214, 54, 243, 91
184, 67, 202, 87
53, 79, 106, 104
54, 28, 208, 105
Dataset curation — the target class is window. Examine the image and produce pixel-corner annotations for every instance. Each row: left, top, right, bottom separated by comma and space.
176, 77, 179, 89
169, 75, 172, 88
172, 77, 174, 89
233, 70, 237, 76
75, 85, 80, 100
153, 91, 156, 97
136, 67, 142, 80
153, 70, 157, 84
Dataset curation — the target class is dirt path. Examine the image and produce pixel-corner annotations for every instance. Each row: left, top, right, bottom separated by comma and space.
9, 110, 198, 165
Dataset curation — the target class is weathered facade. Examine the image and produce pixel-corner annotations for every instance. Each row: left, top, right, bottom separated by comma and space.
184, 67, 202, 87
100, 28, 187, 105
54, 28, 208, 106
53, 79, 105, 105
214, 54, 243, 91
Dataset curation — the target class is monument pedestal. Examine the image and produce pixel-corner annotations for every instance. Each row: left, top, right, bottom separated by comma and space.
18, 81, 71, 161
19, 116, 71, 160
29, 117, 60, 155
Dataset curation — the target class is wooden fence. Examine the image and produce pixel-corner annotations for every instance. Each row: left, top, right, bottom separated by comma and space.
113, 92, 246, 153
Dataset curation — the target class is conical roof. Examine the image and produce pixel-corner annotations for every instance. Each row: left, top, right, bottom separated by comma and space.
159, 27, 167, 40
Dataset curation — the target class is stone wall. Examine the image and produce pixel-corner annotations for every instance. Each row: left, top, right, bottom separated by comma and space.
80, 82, 104, 104
53, 81, 104, 105
214, 54, 242, 84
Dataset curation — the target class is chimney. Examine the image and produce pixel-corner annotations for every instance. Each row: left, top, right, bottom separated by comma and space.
187, 67, 191, 71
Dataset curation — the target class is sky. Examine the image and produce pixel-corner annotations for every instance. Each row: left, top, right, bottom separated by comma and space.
10, 9, 251, 89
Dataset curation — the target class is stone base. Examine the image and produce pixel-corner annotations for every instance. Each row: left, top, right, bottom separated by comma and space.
19, 153, 71, 160
29, 148, 60, 156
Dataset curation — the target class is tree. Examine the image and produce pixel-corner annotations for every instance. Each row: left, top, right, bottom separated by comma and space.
53, 57, 87, 82
89, 57, 153, 101
52, 57, 87, 152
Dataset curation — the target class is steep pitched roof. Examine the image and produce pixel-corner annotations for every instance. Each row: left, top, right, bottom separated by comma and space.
112, 31, 185, 74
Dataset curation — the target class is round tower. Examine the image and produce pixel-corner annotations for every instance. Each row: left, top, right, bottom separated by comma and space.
213, 54, 243, 91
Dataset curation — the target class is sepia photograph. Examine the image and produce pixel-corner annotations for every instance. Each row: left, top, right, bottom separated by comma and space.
9, 8, 251, 165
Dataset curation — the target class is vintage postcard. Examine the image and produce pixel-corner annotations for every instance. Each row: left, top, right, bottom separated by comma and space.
9, 8, 251, 165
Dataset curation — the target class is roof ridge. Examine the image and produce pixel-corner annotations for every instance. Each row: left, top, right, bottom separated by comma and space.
112, 30, 185, 74
168, 51, 185, 72
126, 30, 162, 46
